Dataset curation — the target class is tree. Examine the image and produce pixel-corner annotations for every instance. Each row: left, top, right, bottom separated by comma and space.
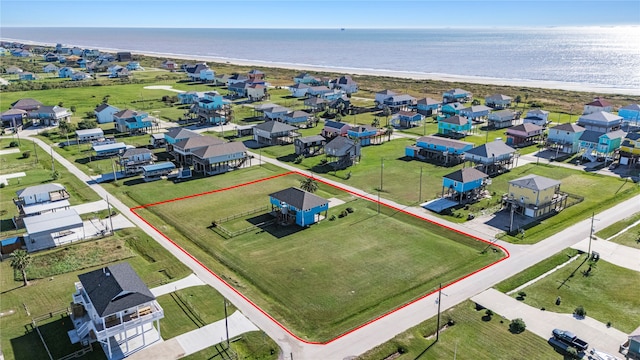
574, 305, 586, 318
58, 121, 76, 136
78, 118, 97, 130
385, 125, 394, 141
10, 249, 32, 287
485, 309, 494, 319
509, 318, 526, 333
382, 106, 392, 126
371, 117, 380, 128
299, 177, 318, 193
335, 113, 342, 122
514, 95, 522, 108
472, 99, 481, 106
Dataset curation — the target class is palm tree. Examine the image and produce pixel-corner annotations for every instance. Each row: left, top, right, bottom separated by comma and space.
299, 177, 318, 193
371, 117, 380, 128
10, 249, 32, 287
385, 125, 394, 141
382, 106, 392, 126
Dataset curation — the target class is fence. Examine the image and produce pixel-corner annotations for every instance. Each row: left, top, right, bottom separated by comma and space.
214, 219, 276, 239
214, 205, 269, 224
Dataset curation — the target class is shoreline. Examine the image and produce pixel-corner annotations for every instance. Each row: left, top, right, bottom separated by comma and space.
4, 37, 640, 96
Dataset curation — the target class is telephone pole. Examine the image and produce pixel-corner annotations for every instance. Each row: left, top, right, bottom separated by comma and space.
436, 283, 442, 342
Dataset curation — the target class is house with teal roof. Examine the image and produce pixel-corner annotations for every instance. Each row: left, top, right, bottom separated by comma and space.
114, 109, 152, 134
438, 115, 472, 137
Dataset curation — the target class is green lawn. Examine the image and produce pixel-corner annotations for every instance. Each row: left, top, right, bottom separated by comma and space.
135, 171, 502, 341
515, 254, 640, 333
357, 300, 564, 360
607, 223, 640, 249
182, 332, 279, 360
595, 213, 640, 240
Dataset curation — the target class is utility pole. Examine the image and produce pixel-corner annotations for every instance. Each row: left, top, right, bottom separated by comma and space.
224, 299, 230, 348
112, 159, 118, 182
107, 195, 114, 234
588, 212, 595, 257
436, 283, 442, 342
50, 147, 55, 173
380, 158, 384, 192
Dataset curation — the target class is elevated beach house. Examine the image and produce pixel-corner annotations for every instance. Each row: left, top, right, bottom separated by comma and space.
192, 92, 231, 124
438, 115, 472, 138
177, 91, 202, 105
440, 102, 464, 117
391, 110, 424, 128
13, 183, 71, 228
416, 97, 441, 116
294, 135, 326, 157
464, 140, 517, 176
269, 187, 329, 227
281, 110, 311, 126
583, 97, 613, 115
69, 262, 163, 359
191, 142, 249, 176
546, 123, 585, 154
321, 120, 351, 139
94, 104, 120, 124
325, 136, 360, 170
171, 135, 225, 166
59, 66, 75, 78
164, 127, 200, 152
443, 88, 472, 104
619, 132, 640, 166
114, 109, 152, 134
184, 63, 210, 81
505, 123, 544, 147
119, 148, 156, 175
441, 168, 489, 204
375, 90, 397, 107
485, 94, 512, 109
619, 104, 640, 125
263, 106, 290, 121
347, 125, 380, 146
30, 105, 73, 126
293, 72, 321, 85
142, 162, 177, 182
76, 128, 105, 143
488, 109, 519, 129
253, 121, 299, 145
1, 109, 27, 131
503, 175, 568, 222
577, 111, 622, 133
522, 108, 549, 127
578, 129, 626, 162
405, 135, 473, 165
289, 83, 311, 98
93, 142, 128, 158
459, 105, 492, 123
329, 75, 358, 94
381, 94, 417, 112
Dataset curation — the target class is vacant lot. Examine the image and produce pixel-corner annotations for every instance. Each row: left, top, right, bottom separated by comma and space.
136, 172, 503, 341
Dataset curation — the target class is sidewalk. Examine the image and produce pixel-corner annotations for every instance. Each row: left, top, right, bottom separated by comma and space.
571, 238, 640, 272
472, 288, 627, 356
150, 273, 206, 297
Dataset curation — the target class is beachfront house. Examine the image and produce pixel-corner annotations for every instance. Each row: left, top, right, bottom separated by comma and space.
488, 109, 519, 129
1, 109, 27, 131
294, 72, 321, 85
269, 187, 329, 227
522, 108, 549, 127
325, 136, 361, 170
114, 109, 152, 134
416, 97, 441, 116
116, 51, 132, 61
94, 104, 120, 124
171, 135, 225, 166
119, 148, 156, 175
253, 121, 299, 145
464, 140, 517, 176
391, 110, 424, 128
227, 73, 249, 86
441, 168, 489, 204
405, 135, 473, 165
505, 123, 544, 147
289, 83, 311, 98
578, 130, 626, 162
619, 132, 640, 167
443, 89, 472, 104
69, 262, 164, 360
577, 111, 623, 133
247, 69, 265, 82
583, 97, 613, 115
503, 175, 568, 220
322, 120, 351, 139
459, 105, 492, 122
347, 125, 379, 146
294, 135, 326, 157
438, 115, 472, 138
619, 104, 640, 125
546, 123, 585, 154
191, 142, 249, 176
485, 94, 512, 109
329, 75, 358, 94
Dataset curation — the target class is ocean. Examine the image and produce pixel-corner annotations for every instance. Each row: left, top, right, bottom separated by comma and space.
2, 27, 639, 91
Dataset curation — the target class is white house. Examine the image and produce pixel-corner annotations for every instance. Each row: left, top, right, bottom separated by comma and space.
583, 97, 613, 115
94, 104, 120, 124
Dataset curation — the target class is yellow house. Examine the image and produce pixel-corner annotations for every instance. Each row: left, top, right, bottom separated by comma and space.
620, 132, 640, 166
506, 175, 565, 218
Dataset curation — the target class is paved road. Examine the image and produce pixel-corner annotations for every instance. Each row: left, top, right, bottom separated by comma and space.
19, 136, 640, 359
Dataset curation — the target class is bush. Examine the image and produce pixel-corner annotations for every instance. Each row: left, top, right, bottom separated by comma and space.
9, 140, 19, 147
485, 309, 494, 318
574, 305, 586, 318
22, 150, 31, 158
294, 155, 304, 164
566, 347, 579, 358
329, 215, 336, 221
517, 291, 527, 299
509, 318, 526, 333
346, 207, 354, 213
397, 345, 408, 354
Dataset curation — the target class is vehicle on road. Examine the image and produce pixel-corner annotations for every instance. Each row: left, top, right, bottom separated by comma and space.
553, 328, 589, 351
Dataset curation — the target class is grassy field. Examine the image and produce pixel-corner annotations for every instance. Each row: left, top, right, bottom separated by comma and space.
0, 228, 191, 360
514, 254, 640, 333
357, 300, 564, 360
596, 213, 640, 240
134, 171, 503, 341
607, 223, 640, 249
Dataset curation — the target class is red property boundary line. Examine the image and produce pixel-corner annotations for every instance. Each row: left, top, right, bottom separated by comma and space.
130, 170, 511, 345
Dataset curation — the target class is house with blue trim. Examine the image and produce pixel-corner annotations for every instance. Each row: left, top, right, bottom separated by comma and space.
443, 88, 472, 104
1, 109, 27, 131
577, 111, 622, 133
200, 68, 215, 82
289, 83, 310, 98
488, 109, 519, 129
578, 130, 626, 162
281, 110, 311, 126
441, 102, 464, 117
192, 142, 249, 176
30, 106, 73, 126
19, 72, 35, 81
322, 120, 351, 139
59, 67, 75, 78
119, 148, 156, 175
392, 110, 424, 128
193, 92, 231, 124
464, 140, 517, 175
269, 187, 329, 227
546, 123, 585, 154
619, 104, 640, 125
459, 105, 492, 122
126, 61, 143, 71
348, 125, 379, 146
375, 90, 397, 106
184, 63, 210, 81
322, 89, 345, 102
522, 108, 549, 127
294, 72, 321, 85
177, 91, 202, 104
416, 97, 441, 116
438, 115, 472, 138
405, 135, 473, 165
382, 94, 416, 112
485, 94, 512, 109
142, 162, 176, 181
114, 109, 152, 134
442, 168, 489, 204
164, 127, 200, 151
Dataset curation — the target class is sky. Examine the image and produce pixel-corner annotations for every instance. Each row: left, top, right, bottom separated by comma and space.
1, 0, 639, 28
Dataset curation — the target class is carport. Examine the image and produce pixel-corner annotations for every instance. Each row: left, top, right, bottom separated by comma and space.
23, 209, 84, 252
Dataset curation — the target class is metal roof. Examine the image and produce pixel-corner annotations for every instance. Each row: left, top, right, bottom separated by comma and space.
76, 128, 104, 137
22, 199, 71, 215
142, 162, 175, 172
16, 183, 65, 198
23, 209, 82, 236
93, 142, 126, 152
509, 174, 560, 191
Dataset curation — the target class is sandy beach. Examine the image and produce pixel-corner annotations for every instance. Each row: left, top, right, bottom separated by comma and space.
5, 37, 640, 96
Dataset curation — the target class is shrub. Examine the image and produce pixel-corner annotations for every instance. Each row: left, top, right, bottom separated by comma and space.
346, 207, 354, 213
397, 345, 408, 354
294, 155, 304, 164
485, 309, 494, 318
22, 150, 31, 158
566, 347, 579, 358
329, 215, 336, 221
517, 291, 527, 299
574, 305, 586, 318
9, 141, 19, 147
509, 318, 526, 333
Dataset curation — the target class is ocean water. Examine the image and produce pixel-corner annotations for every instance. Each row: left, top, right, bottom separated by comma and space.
2, 27, 639, 89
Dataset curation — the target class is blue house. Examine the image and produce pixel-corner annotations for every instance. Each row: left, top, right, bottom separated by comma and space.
164, 127, 200, 151
442, 168, 489, 204
382, 94, 416, 111
177, 91, 202, 104
443, 88, 472, 103
405, 135, 473, 165
18, 72, 35, 81
578, 130, 626, 162
441, 102, 464, 117
438, 115, 472, 137
348, 125, 379, 146
269, 187, 329, 227
392, 110, 424, 128
59, 67, 75, 78
126, 61, 143, 71
459, 105, 492, 122
193, 92, 231, 124
281, 111, 311, 126
113, 109, 152, 134
619, 104, 640, 125
547, 123, 585, 154
416, 97, 441, 116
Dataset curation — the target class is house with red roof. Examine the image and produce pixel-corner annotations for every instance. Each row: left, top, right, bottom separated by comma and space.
583, 97, 613, 115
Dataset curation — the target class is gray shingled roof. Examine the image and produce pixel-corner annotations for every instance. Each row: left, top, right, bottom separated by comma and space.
269, 187, 328, 211
444, 168, 488, 183
121, 148, 152, 157
254, 121, 297, 133
174, 135, 224, 150
192, 142, 246, 159
509, 174, 560, 191
78, 262, 155, 317
165, 127, 200, 140
465, 141, 516, 158
507, 123, 543, 133
578, 130, 604, 143
440, 115, 469, 125
551, 123, 585, 133
297, 135, 326, 144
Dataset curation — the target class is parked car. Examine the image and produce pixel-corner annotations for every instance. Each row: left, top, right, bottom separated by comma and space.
552, 328, 589, 351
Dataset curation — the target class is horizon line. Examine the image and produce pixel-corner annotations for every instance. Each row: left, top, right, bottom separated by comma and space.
2, 25, 639, 30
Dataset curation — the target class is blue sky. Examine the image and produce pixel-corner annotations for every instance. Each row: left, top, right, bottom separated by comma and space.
1, 1, 639, 28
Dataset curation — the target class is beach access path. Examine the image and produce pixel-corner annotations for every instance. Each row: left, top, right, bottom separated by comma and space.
12, 134, 639, 359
